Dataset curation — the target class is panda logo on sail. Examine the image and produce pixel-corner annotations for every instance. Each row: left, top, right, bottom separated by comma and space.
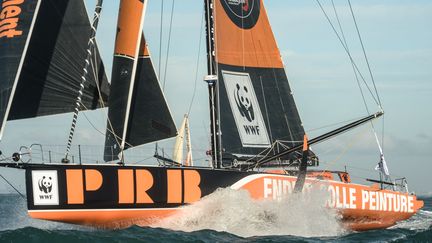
32, 171, 59, 205
235, 84, 255, 123
222, 70, 270, 148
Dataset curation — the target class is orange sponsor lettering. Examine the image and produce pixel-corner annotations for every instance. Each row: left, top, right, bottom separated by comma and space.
85, 169, 103, 191
0, 0, 24, 38
66, 169, 104, 204
233, 174, 422, 214
167, 169, 202, 203
118, 169, 154, 204
135, 170, 154, 203
118, 169, 134, 203
167, 170, 182, 203
183, 170, 201, 203
66, 170, 84, 204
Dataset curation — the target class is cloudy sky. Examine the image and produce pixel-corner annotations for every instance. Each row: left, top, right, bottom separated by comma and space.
0, 0, 431, 194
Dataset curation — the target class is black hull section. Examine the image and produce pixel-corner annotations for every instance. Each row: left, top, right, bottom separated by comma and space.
25, 164, 253, 211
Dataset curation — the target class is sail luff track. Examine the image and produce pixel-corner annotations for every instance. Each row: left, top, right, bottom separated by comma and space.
204, 0, 222, 168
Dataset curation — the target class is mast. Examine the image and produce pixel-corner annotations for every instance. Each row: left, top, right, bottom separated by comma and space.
204, 0, 222, 168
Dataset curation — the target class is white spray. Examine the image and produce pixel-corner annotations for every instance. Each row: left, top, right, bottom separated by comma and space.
152, 188, 345, 237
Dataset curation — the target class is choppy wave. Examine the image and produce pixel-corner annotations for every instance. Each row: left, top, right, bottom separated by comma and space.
418, 192, 432, 198
0, 193, 431, 242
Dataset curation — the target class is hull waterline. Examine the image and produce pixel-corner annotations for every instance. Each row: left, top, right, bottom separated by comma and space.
18, 163, 423, 231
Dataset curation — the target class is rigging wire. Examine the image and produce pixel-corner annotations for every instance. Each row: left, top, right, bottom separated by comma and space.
348, 0, 382, 107
158, 0, 164, 83
347, 0, 386, 155
79, 101, 132, 149
88, 42, 122, 150
0, 173, 25, 199
331, 0, 386, 158
64, 0, 103, 159
319, 0, 389, 179
162, 0, 175, 90
187, 9, 205, 115
342, 1, 387, 172
315, 0, 380, 107
330, 0, 370, 114
79, 105, 105, 137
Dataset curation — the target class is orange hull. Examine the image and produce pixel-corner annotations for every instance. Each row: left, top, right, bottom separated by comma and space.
29, 208, 179, 228
26, 167, 423, 231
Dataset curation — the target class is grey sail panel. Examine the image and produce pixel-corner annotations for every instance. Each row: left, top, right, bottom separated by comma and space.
0, 0, 109, 136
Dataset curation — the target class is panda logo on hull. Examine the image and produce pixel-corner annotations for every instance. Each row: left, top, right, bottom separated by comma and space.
32, 171, 59, 205
38, 176, 53, 194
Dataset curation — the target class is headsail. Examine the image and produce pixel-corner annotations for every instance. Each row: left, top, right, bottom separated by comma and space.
0, 0, 110, 138
172, 114, 193, 166
211, 0, 307, 161
104, 0, 176, 161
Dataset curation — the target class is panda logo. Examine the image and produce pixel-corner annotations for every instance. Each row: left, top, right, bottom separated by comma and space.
234, 83, 255, 122
38, 176, 53, 194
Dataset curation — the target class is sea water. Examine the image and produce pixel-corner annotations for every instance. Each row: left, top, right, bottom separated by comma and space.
0, 190, 431, 242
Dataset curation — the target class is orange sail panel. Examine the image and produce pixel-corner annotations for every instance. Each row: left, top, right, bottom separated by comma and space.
214, 0, 283, 68
114, 0, 145, 57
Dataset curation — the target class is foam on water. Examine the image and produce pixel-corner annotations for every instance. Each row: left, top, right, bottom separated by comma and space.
391, 194, 432, 232
0, 194, 88, 231
152, 188, 345, 238
391, 209, 432, 231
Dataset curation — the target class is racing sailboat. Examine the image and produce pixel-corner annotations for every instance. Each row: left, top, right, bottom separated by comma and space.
0, 0, 423, 231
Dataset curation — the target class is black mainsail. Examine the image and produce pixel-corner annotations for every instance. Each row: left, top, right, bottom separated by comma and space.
209, 0, 307, 163
0, 0, 110, 139
104, 0, 176, 161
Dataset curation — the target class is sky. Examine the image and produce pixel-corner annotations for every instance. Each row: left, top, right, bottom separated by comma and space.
0, 0, 431, 194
